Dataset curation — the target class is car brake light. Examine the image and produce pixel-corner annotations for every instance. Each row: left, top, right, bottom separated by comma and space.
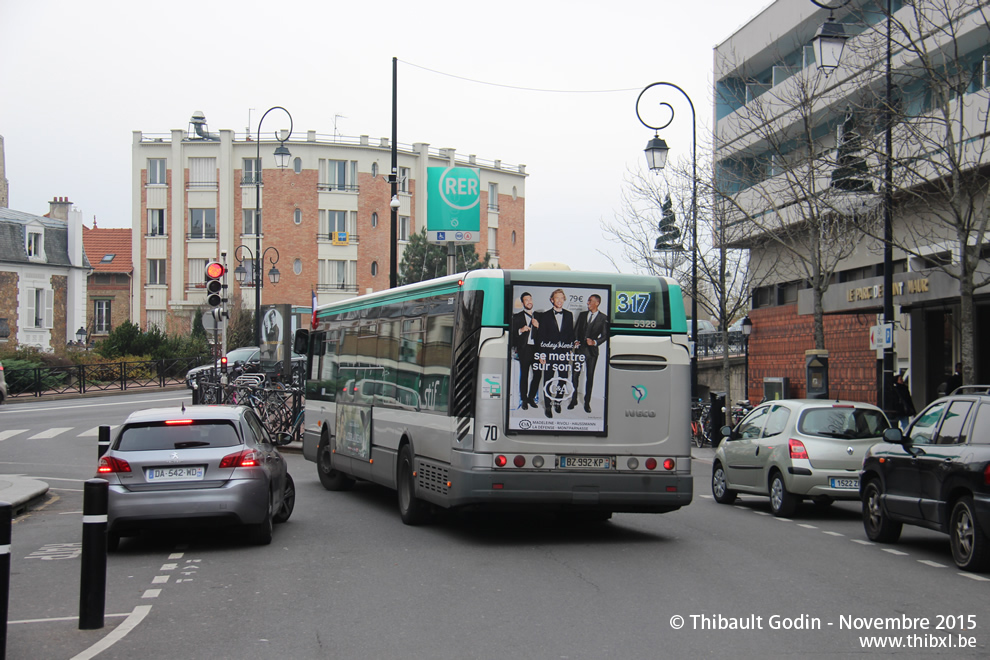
220, 449, 260, 468
984, 463, 990, 486
98, 456, 131, 473
165, 419, 194, 425
789, 438, 809, 459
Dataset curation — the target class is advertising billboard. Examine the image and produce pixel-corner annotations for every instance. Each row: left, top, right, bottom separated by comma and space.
508, 283, 610, 434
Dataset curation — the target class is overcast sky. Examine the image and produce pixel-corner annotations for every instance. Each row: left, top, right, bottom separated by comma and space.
1, 0, 770, 273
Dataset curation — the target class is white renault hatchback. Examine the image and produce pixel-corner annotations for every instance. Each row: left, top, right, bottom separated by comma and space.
712, 399, 891, 517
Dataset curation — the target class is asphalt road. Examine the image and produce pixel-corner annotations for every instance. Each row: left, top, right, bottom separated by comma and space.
2, 393, 988, 659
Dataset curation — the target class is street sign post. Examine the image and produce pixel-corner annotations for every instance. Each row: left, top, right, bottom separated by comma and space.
869, 323, 893, 351
426, 167, 481, 243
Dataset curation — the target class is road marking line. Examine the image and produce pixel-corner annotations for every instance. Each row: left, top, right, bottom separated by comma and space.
161, 563, 178, 570
798, 524, 818, 529
152, 575, 170, 584
774, 517, 793, 522
142, 589, 161, 598
79, 425, 119, 437
9, 612, 132, 625
851, 539, 874, 545
882, 548, 908, 556
70, 605, 152, 660
959, 573, 990, 582
169, 552, 184, 559
28, 427, 73, 439
753, 511, 770, 516
918, 560, 946, 568
823, 531, 844, 537
0, 430, 27, 441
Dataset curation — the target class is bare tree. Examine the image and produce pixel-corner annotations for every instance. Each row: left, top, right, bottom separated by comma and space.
845, 0, 990, 387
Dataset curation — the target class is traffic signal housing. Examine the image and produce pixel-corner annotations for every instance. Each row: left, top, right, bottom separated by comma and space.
205, 262, 225, 308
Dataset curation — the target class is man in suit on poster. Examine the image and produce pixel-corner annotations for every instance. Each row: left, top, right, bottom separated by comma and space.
535, 288, 574, 418
511, 291, 541, 409
569, 294, 609, 413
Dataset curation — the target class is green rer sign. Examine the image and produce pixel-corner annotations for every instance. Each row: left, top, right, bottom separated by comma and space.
426, 167, 481, 243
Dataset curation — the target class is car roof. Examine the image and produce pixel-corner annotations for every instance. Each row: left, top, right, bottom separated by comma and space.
122, 405, 248, 425
761, 399, 884, 410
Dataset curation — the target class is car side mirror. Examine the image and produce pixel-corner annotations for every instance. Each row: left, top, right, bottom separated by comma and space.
882, 427, 905, 444
275, 432, 294, 446
720, 425, 734, 441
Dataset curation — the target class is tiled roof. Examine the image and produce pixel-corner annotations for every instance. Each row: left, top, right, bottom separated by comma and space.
83, 226, 132, 273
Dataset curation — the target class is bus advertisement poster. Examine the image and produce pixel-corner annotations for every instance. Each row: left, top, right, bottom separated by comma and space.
508, 283, 610, 434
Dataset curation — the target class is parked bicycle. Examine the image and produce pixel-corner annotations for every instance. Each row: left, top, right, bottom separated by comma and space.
691, 399, 714, 448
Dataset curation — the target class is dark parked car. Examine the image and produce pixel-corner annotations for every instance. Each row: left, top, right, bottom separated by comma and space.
97, 405, 295, 550
860, 386, 990, 572
186, 347, 305, 401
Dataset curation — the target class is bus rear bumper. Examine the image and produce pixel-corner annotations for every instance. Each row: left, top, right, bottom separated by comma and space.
432, 466, 693, 513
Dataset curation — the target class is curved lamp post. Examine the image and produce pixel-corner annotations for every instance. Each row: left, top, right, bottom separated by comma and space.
241, 106, 291, 347
636, 81, 698, 398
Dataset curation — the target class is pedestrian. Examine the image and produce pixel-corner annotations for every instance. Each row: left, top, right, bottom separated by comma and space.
892, 373, 916, 431
944, 362, 963, 395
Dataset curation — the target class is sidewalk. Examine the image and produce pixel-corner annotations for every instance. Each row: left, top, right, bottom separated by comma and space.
0, 474, 50, 515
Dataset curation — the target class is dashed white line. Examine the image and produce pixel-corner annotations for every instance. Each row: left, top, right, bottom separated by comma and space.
918, 560, 946, 568
882, 548, 909, 556
774, 517, 793, 522
959, 572, 990, 582
160, 563, 178, 571
851, 539, 874, 546
798, 524, 818, 529
823, 531, 844, 537
141, 589, 161, 599
152, 575, 170, 584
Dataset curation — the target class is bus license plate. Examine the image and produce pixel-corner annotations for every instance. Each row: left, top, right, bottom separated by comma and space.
560, 456, 611, 470
829, 477, 859, 489
147, 466, 206, 482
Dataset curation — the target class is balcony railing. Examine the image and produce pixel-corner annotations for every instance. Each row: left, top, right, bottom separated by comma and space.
186, 232, 218, 240
317, 283, 358, 293
317, 183, 359, 192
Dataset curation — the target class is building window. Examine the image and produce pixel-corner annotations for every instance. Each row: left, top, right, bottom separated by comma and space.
511, 230, 516, 245
148, 159, 167, 185
488, 228, 497, 254
147, 309, 166, 332
243, 209, 261, 235
319, 259, 355, 290
190, 208, 217, 238
294, 208, 302, 225
28, 288, 53, 328
371, 212, 378, 228
26, 231, 43, 258
318, 159, 356, 191
371, 261, 379, 276
399, 216, 410, 241
242, 158, 261, 185
488, 182, 499, 211
148, 209, 166, 236
399, 167, 410, 193
294, 259, 302, 275
320, 210, 347, 236
188, 157, 217, 188
95, 300, 111, 334
188, 259, 207, 287
148, 259, 166, 285
101, 254, 115, 264
293, 157, 302, 174
371, 162, 379, 178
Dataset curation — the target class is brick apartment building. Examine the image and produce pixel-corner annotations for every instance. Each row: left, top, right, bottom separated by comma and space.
131, 112, 527, 337
82, 223, 132, 340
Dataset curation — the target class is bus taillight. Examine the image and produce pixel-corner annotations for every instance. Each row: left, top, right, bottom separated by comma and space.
495, 455, 507, 467
663, 458, 675, 470
645, 458, 658, 470
513, 455, 526, 468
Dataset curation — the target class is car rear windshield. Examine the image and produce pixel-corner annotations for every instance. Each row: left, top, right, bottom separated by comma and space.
798, 408, 889, 439
115, 421, 242, 451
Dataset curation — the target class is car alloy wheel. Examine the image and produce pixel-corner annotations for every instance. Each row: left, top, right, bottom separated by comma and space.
861, 479, 902, 543
949, 497, 990, 572
769, 472, 797, 517
711, 463, 737, 504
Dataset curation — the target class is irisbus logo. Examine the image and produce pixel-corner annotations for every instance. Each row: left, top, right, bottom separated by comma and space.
631, 385, 648, 404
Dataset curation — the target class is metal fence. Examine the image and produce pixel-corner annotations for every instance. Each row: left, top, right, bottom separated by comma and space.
3, 356, 207, 399
696, 332, 747, 358
196, 378, 304, 442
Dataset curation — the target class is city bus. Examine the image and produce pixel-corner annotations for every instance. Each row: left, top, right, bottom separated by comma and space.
294, 268, 693, 524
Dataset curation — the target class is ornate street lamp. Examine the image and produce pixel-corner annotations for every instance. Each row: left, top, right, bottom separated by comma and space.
636, 81, 698, 398
242, 107, 292, 347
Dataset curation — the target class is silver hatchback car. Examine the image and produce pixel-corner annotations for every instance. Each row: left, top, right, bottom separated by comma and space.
97, 405, 295, 550
712, 399, 890, 516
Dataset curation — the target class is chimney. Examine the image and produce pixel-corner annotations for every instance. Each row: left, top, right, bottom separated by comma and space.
49, 196, 72, 221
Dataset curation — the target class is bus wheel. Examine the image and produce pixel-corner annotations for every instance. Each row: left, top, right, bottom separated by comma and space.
397, 445, 430, 526
318, 433, 354, 491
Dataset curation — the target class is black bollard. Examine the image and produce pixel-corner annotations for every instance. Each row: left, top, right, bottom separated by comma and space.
1, 502, 10, 660
97, 426, 111, 459
78, 479, 108, 630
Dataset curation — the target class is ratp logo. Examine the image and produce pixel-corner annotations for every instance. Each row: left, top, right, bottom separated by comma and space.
632, 385, 648, 404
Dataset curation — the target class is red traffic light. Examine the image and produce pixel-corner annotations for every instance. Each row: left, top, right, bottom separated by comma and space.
206, 262, 225, 279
